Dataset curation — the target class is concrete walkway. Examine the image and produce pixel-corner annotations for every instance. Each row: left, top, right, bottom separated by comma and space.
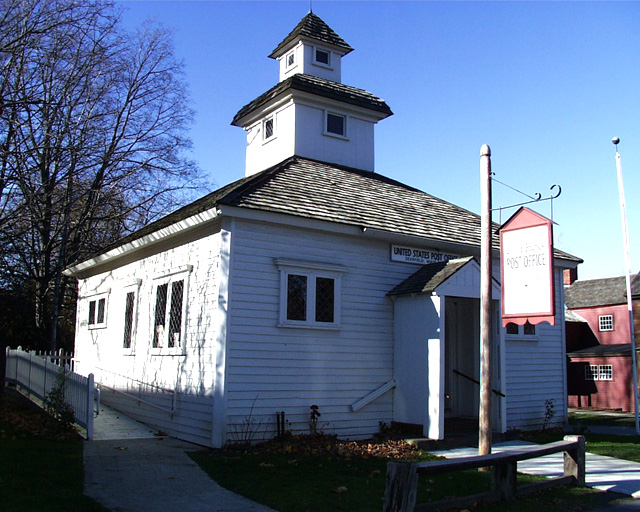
85, 404, 276, 512
432, 440, 640, 498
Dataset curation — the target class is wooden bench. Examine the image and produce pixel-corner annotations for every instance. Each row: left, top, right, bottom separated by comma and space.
383, 435, 585, 512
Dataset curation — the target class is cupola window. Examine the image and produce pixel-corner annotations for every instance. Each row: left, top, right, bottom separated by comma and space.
263, 116, 275, 141
326, 112, 346, 137
314, 47, 331, 66
286, 51, 295, 68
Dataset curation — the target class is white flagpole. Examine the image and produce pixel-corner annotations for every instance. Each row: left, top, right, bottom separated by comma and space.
612, 137, 639, 434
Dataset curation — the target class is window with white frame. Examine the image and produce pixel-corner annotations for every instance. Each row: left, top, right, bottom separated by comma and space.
263, 116, 275, 141
87, 292, 109, 329
585, 364, 613, 381
152, 266, 191, 353
585, 365, 598, 381
314, 47, 331, 66
286, 50, 295, 68
599, 315, 614, 331
599, 365, 613, 381
275, 258, 345, 329
326, 112, 346, 137
122, 280, 141, 352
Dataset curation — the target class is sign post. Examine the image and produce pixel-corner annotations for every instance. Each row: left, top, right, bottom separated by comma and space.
479, 145, 492, 456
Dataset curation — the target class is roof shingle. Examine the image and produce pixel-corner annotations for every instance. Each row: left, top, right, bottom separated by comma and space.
565, 274, 640, 309
76, 156, 581, 266
269, 12, 353, 59
231, 74, 392, 126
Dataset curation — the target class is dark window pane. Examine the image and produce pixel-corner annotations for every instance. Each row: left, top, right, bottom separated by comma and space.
88, 300, 96, 325
327, 113, 344, 135
97, 298, 105, 324
123, 292, 135, 349
153, 283, 168, 347
524, 322, 536, 335
168, 280, 184, 347
315, 49, 329, 64
506, 323, 518, 335
287, 274, 307, 321
315, 277, 334, 323
264, 118, 273, 139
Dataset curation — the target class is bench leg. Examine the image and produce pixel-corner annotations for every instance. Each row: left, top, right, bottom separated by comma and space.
492, 461, 517, 501
564, 435, 586, 486
383, 461, 419, 512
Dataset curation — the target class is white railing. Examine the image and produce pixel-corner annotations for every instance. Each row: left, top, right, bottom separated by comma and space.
4, 346, 95, 440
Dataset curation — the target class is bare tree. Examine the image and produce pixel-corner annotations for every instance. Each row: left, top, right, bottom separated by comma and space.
0, 0, 204, 350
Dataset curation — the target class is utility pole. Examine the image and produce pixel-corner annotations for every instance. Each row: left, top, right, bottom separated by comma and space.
612, 137, 639, 434
479, 144, 493, 455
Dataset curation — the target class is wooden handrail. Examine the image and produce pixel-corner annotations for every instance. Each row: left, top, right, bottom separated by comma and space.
452, 369, 506, 398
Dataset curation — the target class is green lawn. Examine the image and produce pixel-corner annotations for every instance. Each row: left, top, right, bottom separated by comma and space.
0, 390, 108, 512
570, 412, 636, 429
189, 438, 619, 512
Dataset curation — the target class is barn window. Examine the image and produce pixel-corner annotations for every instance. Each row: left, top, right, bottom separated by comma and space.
87, 292, 109, 329
599, 365, 613, 381
585, 365, 598, 381
275, 258, 345, 329
152, 265, 192, 354
599, 315, 613, 331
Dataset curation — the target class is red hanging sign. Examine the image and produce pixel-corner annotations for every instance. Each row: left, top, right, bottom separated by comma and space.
499, 207, 555, 327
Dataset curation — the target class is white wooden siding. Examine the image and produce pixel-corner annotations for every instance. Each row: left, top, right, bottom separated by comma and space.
74, 223, 223, 445
225, 219, 421, 440
504, 269, 567, 430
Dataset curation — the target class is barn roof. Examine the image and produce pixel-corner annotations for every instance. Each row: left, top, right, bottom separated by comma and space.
565, 274, 640, 309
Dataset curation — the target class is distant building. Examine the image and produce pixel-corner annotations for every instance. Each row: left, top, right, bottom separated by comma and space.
565, 271, 640, 411
66, 12, 580, 447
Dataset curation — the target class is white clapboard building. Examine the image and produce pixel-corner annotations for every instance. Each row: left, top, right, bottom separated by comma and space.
66, 13, 580, 447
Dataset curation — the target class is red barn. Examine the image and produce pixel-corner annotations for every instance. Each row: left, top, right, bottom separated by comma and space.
565, 272, 640, 411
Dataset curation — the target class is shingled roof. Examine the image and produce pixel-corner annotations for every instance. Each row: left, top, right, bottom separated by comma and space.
269, 12, 353, 59
565, 274, 640, 309
79, 156, 581, 266
231, 74, 393, 126
568, 343, 632, 358
387, 257, 475, 296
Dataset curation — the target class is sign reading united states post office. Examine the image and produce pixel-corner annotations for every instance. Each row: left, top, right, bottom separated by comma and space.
500, 207, 555, 326
391, 245, 459, 265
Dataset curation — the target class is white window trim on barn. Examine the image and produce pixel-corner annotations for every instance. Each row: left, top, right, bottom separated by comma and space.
275, 258, 345, 329
585, 364, 613, 381
122, 279, 142, 355
151, 265, 192, 355
87, 290, 110, 330
599, 314, 614, 332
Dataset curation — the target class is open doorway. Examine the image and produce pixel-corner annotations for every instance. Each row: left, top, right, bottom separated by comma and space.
444, 297, 480, 433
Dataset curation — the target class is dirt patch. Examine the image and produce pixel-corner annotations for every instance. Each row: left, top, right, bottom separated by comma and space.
226, 433, 423, 460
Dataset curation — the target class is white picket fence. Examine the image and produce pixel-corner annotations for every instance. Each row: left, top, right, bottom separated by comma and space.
4, 346, 95, 440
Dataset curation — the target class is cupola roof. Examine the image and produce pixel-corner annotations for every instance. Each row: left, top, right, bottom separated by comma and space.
269, 11, 354, 59
231, 73, 392, 127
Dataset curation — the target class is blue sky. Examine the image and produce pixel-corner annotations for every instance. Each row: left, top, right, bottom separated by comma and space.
117, 0, 639, 281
